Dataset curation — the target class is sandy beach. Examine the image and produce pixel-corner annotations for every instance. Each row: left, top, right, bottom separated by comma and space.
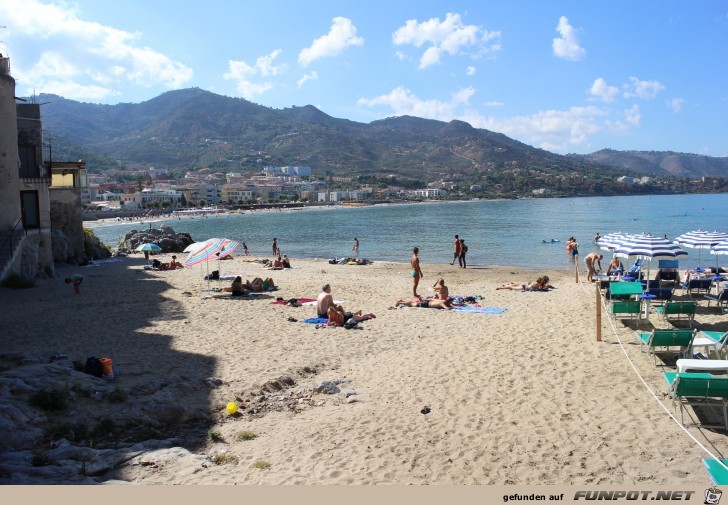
2, 254, 727, 485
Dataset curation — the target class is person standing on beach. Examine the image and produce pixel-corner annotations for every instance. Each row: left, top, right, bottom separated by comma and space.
272, 237, 278, 256
352, 237, 359, 257
584, 252, 603, 282
242, 242, 249, 256
411, 247, 424, 298
450, 235, 460, 265
459, 239, 468, 268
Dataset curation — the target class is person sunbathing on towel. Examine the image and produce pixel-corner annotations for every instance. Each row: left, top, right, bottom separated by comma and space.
496, 276, 555, 291
230, 276, 249, 297
395, 297, 452, 310
327, 306, 376, 326
245, 277, 275, 292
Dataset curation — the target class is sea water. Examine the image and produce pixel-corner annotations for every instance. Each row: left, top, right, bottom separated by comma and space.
88, 193, 728, 270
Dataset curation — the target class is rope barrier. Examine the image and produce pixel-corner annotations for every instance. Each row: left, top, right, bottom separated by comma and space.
581, 275, 728, 477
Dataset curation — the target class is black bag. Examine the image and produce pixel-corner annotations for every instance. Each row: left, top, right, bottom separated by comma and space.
205, 270, 220, 280
84, 357, 103, 377
152, 259, 162, 268
462, 244, 469, 254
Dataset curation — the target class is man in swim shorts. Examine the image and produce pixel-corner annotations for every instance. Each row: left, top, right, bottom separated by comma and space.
410, 247, 424, 298
316, 284, 342, 318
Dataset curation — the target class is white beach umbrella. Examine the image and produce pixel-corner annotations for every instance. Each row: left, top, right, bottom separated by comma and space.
596, 232, 631, 252
710, 239, 728, 271
674, 230, 728, 269
614, 235, 688, 283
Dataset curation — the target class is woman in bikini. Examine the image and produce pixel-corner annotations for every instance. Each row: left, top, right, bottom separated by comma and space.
433, 278, 449, 300
497, 276, 554, 291
395, 297, 452, 310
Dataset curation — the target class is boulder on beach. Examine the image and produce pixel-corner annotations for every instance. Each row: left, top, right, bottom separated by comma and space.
117, 225, 194, 254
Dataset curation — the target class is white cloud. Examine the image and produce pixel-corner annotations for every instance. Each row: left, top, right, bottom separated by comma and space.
359, 87, 613, 153
466, 66, 476, 76
358, 86, 475, 119
297, 71, 319, 88
623, 76, 665, 99
552, 16, 586, 61
298, 17, 364, 67
484, 106, 606, 149
588, 77, 618, 103
624, 104, 641, 125
484, 101, 504, 107
667, 97, 684, 113
395, 51, 407, 61
223, 50, 286, 99
28, 79, 119, 101
0, 0, 192, 100
392, 12, 501, 69
255, 49, 288, 77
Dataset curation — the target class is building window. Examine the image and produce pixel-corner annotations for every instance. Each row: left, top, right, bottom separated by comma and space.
19, 146, 40, 178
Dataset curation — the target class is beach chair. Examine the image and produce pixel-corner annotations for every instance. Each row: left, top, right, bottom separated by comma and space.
656, 269, 679, 287
705, 288, 728, 313
691, 331, 728, 360
681, 278, 713, 298
645, 286, 673, 301
610, 301, 641, 321
636, 329, 695, 366
703, 459, 728, 485
654, 301, 698, 328
663, 372, 728, 429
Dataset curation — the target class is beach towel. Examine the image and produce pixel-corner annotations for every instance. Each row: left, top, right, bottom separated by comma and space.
453, 306, 507, 314
303, 317, 329, 324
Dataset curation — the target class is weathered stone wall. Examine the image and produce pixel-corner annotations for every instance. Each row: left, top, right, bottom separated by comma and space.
50, 190, 85, 263
3, 232, 55, 280
0, 69, 21, 230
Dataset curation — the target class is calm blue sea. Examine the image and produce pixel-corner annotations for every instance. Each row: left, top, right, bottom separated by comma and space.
89, 194, 728, 270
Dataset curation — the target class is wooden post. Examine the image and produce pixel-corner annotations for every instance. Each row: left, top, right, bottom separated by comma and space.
575, 254, 580, 283
595, 282, 602, 341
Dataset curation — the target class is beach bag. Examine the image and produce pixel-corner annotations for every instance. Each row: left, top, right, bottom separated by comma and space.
83, 357, 103, 378
205, 270, 220, 280
462, 244, 468, 253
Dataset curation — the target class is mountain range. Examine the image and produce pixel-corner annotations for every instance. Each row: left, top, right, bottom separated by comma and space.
34, 88, 728, 183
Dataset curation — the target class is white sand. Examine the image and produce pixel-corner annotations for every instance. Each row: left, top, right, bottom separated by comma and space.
1, 255, 726, 484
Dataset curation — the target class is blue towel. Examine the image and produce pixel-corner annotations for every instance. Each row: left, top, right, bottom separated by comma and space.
303, 317, 329, 324
453, 306, 507, 314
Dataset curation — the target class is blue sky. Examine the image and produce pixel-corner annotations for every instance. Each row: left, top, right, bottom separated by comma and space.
1, 0, 727, 156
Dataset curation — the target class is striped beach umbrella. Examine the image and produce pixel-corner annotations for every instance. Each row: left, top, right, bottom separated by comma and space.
710, 239, 728, 271
184, 238, 226, 267
596, 232, 631, 252
614, 235, 688, 282
675, 230, 728, 268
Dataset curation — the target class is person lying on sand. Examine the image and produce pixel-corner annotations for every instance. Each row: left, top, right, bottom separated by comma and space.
395, 297, 452, 310
245, 277, 275, 292
327, 307, 376, 326
496, 276, 555, 291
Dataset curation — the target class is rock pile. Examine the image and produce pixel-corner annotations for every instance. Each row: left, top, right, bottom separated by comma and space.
116, 225, 194, 254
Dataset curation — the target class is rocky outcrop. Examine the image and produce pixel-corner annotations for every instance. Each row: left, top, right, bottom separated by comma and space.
0, 352, 211, 484
116, 225, 194, 254
83, 230, 111, 261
